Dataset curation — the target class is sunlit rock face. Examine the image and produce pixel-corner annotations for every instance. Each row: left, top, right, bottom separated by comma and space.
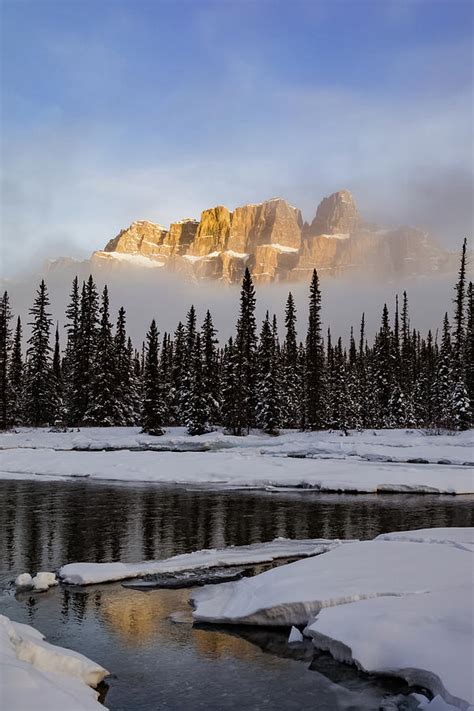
80, 191, 458, 284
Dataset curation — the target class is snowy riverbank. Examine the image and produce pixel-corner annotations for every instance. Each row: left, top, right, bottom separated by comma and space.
0, 427, 473, 494
0, 614, 108, 710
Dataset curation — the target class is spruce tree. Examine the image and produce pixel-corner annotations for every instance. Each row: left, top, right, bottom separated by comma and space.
0, 292, 12, 429
231, 268, 257, 434
24, 280, 53, 426
171, 322, 186, 424
464, 282, 474, 420
453, 238, 467, 365
187, 334, 211, 435
114, 307, 136, 425
69, 276, 99, 424
141, 319, 165, 436
84, 285, 121, 426
9, 316, 24, 426
221, 338, 238, 434
256, 313, 281, 435
305, 269, 325, 430
201, 310, 220, 424
281, 293, 299, 428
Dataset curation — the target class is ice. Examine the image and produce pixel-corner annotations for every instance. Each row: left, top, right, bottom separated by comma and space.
288, 626, 303, 644
59, 538, 347, 585
191, 529, 473, 710
0, 614, 109, 710
0, 427, 472, 493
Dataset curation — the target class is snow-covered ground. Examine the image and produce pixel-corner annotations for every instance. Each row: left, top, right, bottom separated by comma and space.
58, 538, 351, 585
0, 614, 108, 710
191, 527, 474, 711
0, 427, 472, 494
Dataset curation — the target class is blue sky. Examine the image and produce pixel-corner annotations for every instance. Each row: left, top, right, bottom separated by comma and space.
1, 0, 473, 273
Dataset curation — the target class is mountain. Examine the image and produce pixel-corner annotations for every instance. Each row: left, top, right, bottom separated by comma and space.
46, 190, 458, 283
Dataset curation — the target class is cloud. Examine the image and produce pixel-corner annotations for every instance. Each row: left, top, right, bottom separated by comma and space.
1, 34, 472, 275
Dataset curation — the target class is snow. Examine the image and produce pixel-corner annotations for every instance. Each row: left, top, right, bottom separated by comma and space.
14, 573, 33, 588
0, 614, 109, 710
183, 251, 221, 263
191, 528, 474, 710
0, 428, 472, 493
58, 538, 346, 585
94, 251, 165, 268
224, 250, 249, 259
305, 585, 473, 711
261, 243, 299, 253
319, 233, 350, 240
288, 626, 303, 644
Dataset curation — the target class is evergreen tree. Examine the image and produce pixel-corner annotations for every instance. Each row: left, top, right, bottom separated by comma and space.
141, 319, 165, 436
0, 292, 12, 429
114, 307, 136, 425
49, 323, 67, 429
256, 312, 281, 434
187, 334, 211, 435
221, 338, 238, 434
453, 238, 467, 365
9, 316, 24, 426
231, 268, 257, 434
24, 280, 53, 426
305, 270, 325, 430
69, 276, 99, 424
464, 282, 474, 420
171, 322, 186, 424
373, 304, 393, 426
201, 310, 220, 424
281, 293, 299, 428
84, 285, 121, 426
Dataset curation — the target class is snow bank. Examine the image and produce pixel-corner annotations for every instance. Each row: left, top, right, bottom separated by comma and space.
1, 446, 472, 494
375, 527, 474, 552
305, 585, 473, 710
0, 614, 109, 710
58, 538, 347, 585
14, 571, 59, 592
191, 539, 469, 625
191, 529, 474, 709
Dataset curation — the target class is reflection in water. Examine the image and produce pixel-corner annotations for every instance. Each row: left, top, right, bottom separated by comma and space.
1, 479, 473, 710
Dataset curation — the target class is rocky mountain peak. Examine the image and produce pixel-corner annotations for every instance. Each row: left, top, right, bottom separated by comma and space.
309, 190, 360, 236
81, 189, 457, 284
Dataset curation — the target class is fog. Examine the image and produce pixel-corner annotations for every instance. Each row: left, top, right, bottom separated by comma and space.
2, 265, 461, 349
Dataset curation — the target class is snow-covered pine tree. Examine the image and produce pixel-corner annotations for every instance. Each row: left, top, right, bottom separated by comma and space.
24, 280, 53, 426
68, 276, 99, 425
187, 334, 211, 435
171, 321, 186, 424
373, 304, 393, 427
49, 324, 67, 430
179, 305, 197, 423
232, 268, 257, 435
114, 307, 135, 425
297, 343, 306, 430
256, 312, 281, 435
141, 319, 165, 436
435, 313, 455, 428
453, 238, 467, 367
158, 332, 173, 424
0, 292, 12, 429
220, 338, 238, 434
84, 285, 121, 426
464, 282, 474, 421
201, 310, 220, 425
9, 316, 24, 426
281, 293, 299, 428
305, 269, 325, 430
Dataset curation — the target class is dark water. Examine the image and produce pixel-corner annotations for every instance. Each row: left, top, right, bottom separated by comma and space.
1, 479, 473, 710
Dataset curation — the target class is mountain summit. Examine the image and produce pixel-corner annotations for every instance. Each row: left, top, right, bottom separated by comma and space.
49, 191, 457, 283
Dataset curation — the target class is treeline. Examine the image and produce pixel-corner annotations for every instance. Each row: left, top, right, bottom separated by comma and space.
0, 240, 472, 434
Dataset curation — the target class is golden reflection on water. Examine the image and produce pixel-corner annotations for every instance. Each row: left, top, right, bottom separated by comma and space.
97, 584, 254, 661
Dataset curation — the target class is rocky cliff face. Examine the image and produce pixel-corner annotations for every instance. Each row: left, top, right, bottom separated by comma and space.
90, 191, 457, 283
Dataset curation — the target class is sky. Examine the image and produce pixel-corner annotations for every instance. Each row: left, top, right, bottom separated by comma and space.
1, 0, 473, 275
